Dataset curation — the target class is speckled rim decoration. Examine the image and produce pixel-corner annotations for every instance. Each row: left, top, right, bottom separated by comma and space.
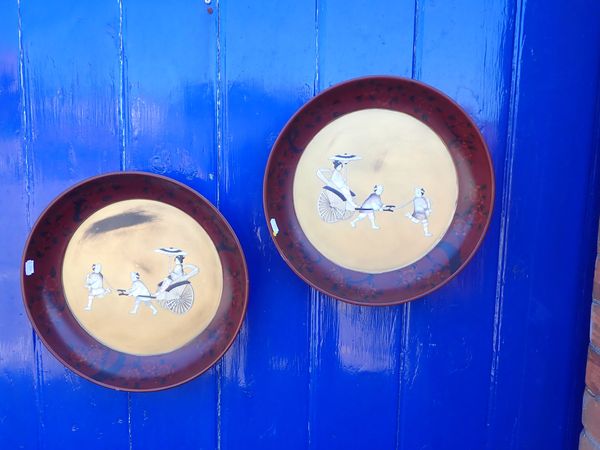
263, 76, 494, 306
21, 172, 248, 391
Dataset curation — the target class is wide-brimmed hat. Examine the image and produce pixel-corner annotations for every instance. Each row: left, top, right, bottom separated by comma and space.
154, 247, 187, 256
329, 153, 361, 162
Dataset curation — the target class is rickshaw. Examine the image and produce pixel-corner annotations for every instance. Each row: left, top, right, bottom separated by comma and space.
316, 154, 395, 223
317, 186, 357, 223
153, 247, 199, 315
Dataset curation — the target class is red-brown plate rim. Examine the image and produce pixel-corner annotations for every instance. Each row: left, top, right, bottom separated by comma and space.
263, 75, 495, 306
21, 171, 249, 391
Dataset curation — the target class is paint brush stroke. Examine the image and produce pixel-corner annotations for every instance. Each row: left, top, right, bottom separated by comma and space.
84, 210, 156, 239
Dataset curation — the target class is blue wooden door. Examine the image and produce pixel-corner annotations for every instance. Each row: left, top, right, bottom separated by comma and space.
1, 0, 600, 448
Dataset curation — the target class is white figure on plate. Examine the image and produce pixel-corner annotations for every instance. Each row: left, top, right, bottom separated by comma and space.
351, 184, 391, 230
84, 263, 111, 311
157, 254, 186, 294
405, 187, 433, 237
119, 272, 158, 316
153, 248, 199, 314
316, 153, 361, 210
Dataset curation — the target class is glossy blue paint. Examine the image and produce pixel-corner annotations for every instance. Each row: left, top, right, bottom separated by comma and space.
0, 2, 38, 448
487, 1, 600, 448
16, 1, 129, 448
397, 1, 516, 448
1, 0, 599, 449
309, 2, 413, 448
218, 1, 314, 447
121, 1, 219, 448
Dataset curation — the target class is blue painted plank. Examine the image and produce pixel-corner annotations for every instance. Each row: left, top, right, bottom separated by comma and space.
122, 0, 218, 195
217, 1, 315, 448
1, 1, 599, 449
18, 1, 129, 448
309, 1, 414, 448
20, 2, 124, 208
485, 0, 600, 448
120, 1, 219, 448
317, 0, 414, 89
0, 1, 38, 448
129, 377, 217, 450
309, 296, 404, 449
397, 1, 516, 448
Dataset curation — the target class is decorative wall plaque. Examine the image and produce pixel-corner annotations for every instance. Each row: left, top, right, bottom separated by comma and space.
264, 76, 494, 305
22, 172, 248, 391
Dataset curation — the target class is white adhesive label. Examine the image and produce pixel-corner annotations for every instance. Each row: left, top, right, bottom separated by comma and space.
25, 260, 34, 276
269, 218, 279, 237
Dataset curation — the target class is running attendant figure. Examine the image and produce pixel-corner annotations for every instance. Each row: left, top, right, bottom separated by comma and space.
405, 187, 433, 237
316, 153, 395, 228
118, 271, 158, 315
350, 185, 395, 229
112, 247, 199, 316
315, 154, 433, 235
84, 263, 111, 311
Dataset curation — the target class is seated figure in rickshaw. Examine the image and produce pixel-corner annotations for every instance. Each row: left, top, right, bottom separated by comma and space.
316, 154, 360, 210
157, 254, 186, 294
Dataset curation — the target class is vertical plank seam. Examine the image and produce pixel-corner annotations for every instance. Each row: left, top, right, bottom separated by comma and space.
215, 1, 223, 448
308, 290, 321, 450
17, 0, 33, 226
118, 0, 129, 171
410, 0, 420, 80
395, 302, 411, 449
17, 2, 44, 448
127, 393, 133, 450
308, 1, 320, 446
484, 0, 526, 447
397, 0, 420, 446
215, 0, 224, 209
118, 3, 134, 447
33, 339, 45, 450
307, 291, 314, 449
312, 0, 320, 95
217, 363, 222, 450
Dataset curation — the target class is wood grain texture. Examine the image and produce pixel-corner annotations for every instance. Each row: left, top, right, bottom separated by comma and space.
398, 1, 516, 448
1, 0, 600, 448
217, 1, 314, 448
486, 0, 600, 448
0, 2, 39, 448
119, 1, 219, 447
309, 3, 414, 446
17, 1, 130, 448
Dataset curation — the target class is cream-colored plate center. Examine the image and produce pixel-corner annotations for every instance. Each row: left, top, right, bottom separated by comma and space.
293, 109, 458, 274
62, 199, 223, 356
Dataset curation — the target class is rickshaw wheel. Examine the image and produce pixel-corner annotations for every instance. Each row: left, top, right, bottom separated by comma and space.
317, 190, 354, 223
161, 283, 194, 315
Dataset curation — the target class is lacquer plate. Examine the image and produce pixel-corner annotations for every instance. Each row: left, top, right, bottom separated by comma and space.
264, 76, 494, 305
21, 172, 248, 391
